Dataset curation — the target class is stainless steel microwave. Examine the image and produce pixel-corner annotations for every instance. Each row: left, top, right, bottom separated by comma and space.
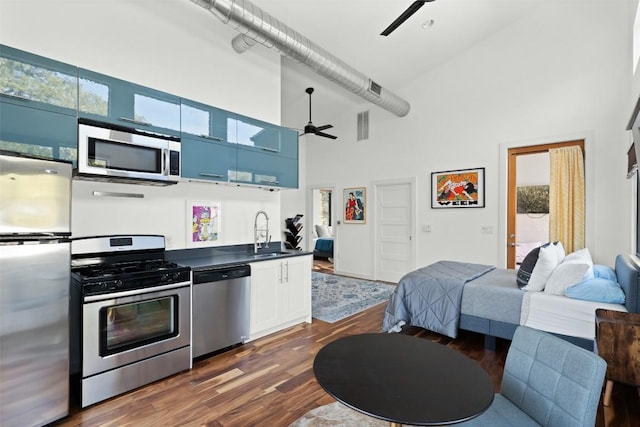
77, 122, 181, 185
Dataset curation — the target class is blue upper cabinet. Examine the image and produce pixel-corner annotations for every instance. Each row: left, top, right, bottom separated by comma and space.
181, 97, 299, 188
78, 68, 180, 137
0, 45, 78, 162
236, 149, 298, 189
0, 45, 299, 186
181, 135, 237, 183
181, 98, 232, 143
280, 126, 299, 159
232, 114, 280, 153
232, 114, 298, 159
0, 45, 78, 114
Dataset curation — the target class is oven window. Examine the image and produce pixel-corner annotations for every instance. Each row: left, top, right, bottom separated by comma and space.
99, 296, 178, 356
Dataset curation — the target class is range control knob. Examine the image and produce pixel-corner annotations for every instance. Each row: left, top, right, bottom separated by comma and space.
115, 280, 124, 289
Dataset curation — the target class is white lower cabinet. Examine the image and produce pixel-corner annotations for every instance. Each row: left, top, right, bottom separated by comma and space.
249, 255, 312, 341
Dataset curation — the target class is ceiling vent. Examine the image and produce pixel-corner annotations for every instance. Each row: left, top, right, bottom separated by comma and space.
190, 0, 410, 117
368, 80, 382, 97
357, 110, 370, 141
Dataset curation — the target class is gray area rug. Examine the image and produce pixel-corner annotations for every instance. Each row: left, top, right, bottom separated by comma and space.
289, 402, 387, 427
312, 272, 395, 323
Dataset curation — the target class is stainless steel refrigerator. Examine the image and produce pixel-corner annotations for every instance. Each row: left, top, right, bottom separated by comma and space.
0, 151, 71, 426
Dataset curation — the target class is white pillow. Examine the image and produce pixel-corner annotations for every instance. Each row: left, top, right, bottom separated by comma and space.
523, 243, 562, 291
562, 248, 594, 280
544, 263, 590, 295
315, 224, 331, 238
553, 241, 566, 264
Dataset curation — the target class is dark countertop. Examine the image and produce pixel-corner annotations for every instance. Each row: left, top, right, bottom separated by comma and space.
166, 242, 312, 271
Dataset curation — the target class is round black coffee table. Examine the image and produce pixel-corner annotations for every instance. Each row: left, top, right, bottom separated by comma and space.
313, 333, 494, 426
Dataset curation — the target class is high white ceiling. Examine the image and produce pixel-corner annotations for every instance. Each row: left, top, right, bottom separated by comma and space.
238, 0, 548, 133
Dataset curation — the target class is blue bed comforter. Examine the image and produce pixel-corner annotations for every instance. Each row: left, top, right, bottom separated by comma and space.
314, 237, 334, 257
382, 261, 495, 338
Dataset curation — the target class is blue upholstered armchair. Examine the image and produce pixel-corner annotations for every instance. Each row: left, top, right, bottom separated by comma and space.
458, 326, 606, 427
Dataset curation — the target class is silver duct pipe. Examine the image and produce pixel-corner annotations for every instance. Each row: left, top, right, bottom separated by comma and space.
190, 0, 411, 117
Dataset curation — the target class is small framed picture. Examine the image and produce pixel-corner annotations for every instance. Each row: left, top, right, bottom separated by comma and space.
187, 201, 221, 247
344, 187, 366, 224
431, 167, 485, 208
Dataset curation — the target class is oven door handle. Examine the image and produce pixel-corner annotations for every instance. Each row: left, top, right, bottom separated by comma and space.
83, 281, 190, 303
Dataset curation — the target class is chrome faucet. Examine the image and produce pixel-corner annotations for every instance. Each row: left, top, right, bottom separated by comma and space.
254, 210, 270, 253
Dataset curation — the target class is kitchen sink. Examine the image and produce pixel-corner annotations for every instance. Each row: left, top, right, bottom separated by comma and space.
252, 252, 287, 259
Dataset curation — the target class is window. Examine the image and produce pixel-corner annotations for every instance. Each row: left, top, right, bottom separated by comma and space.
320, 190, 332, 226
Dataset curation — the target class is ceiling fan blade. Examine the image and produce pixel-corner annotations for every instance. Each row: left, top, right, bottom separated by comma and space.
315, 124, 333, 131
380, 0, 434, 36
316, 131, 337, 140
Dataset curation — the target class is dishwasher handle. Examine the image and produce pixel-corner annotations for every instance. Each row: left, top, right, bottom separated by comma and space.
193, 264, 251, 284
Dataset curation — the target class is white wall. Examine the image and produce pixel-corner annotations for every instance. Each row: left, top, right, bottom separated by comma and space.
72, 180, 281, 250
1, 0, 286, 250
295, 0, 633, 276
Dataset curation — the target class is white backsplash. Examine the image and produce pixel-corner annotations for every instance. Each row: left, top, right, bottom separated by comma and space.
71, 179, 282, 250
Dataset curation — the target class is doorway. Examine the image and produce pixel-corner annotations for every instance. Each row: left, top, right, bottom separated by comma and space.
307, 185, 335, 274
506, 140, 585, 269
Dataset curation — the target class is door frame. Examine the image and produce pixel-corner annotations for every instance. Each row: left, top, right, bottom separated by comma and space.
499, 132, 595, 269
506, 140, 584, 269
371, 177, 417, 282
306, 183, 337, 265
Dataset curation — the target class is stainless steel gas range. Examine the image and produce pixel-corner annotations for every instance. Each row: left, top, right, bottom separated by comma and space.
70, 235, 191, 408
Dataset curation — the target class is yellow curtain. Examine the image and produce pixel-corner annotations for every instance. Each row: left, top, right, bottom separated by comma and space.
549, 146, 585, 253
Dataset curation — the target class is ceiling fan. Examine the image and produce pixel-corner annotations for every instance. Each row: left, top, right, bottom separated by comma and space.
380, 0, 435, 36
300, 87, 337, 139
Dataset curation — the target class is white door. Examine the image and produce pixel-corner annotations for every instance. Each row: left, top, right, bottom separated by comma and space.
375, 180, 415, 283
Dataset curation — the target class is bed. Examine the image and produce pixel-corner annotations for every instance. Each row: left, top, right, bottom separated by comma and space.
382, 254, 640, 350
312, 224, 333, 259
313, 237, 334, 258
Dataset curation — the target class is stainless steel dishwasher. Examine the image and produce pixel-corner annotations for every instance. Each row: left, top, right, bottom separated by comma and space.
192, 264, 251, 358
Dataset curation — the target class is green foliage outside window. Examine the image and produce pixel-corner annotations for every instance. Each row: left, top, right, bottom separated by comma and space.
0, 58, 77, 109
517, 185, 549, 214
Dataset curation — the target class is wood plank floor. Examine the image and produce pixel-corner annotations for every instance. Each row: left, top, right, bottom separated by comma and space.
54, 296, 639, 426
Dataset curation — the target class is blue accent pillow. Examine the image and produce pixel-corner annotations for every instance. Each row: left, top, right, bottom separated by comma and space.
592, 264, 617, 281
564, 277, 626, 304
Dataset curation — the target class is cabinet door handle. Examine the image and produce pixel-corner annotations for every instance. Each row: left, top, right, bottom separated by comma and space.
285, 261, 289, 283
257, 179, 279, 184
279, 262, 283, 284
260, 147, 279, 153
118, 116, 151, 126
0, 92, 31, 102
200, 134, 224, 141
199, 173, 224, 178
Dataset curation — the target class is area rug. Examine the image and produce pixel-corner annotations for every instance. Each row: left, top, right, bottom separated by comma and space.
312, 272, 395, 323
289, 402, 387, 427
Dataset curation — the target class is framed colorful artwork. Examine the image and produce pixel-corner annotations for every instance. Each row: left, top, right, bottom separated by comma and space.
431, 167, 485, 208
344, 187, 366, 223
187, 201, 221, 247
